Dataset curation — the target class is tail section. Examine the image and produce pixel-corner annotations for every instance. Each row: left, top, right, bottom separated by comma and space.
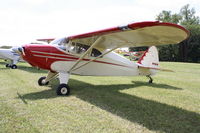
136, 46, 159, 76
136, 46, 173, 76
137, 46, 159, 70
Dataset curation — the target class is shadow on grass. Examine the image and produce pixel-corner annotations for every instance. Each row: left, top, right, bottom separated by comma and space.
132, 81, 183, 90
0, 65, 47, 74
0, 61, 47, 73
18, 66, 47, 74
21, 79, 199, 133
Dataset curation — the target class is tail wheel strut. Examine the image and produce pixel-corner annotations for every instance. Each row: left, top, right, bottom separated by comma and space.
146, 75, 153, 83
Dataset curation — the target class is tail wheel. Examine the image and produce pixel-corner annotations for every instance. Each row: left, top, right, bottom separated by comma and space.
38, 76, 49, 86
11, 65, 17, 69
146, 75, 153, 83
56, 84, 70, 96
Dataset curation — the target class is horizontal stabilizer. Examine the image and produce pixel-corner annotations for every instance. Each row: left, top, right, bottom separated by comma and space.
137, 65, 174, 72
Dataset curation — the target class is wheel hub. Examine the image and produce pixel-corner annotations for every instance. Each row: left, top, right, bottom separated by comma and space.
41, 80, 46, 85
61, 87, 68, 94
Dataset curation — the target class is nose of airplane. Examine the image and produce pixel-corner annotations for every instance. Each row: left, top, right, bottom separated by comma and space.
12, 46, 25, 55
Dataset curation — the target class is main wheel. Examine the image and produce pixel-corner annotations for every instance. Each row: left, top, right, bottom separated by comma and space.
11, 65, 17, 69
38, 76, 49, 86
56, 84, 70, 96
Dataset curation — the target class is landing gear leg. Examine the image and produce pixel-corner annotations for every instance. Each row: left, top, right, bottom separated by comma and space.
56, 72, 70, 96
146, 75, 153, 83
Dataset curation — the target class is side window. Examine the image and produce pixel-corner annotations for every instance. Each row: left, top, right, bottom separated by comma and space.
76, 44, 89, 54
91, 48, 102, 57
67, 42, 89, 55
66, 42, 102, 57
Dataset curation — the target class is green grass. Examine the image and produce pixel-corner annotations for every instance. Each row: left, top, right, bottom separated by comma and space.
0, 60, 200, 133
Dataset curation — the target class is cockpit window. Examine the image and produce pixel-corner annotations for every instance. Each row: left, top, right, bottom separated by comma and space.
68, 42, 89, 54
52, 37, 102, 57
67, 42, 102, 57
91, 48, 102, 57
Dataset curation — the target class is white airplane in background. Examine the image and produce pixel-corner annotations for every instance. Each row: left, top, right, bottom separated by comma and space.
0, 41, 48, 69
0, 47, 22, 69
15, 21, 189, 96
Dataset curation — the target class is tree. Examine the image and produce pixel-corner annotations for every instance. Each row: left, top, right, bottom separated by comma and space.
156, 10, 181, 24
180, 4, 200, 25
179, 4, 200, 62
129, 46, 148, 52
0, 45, 12, 49
186, 25, 200, 62
155, 4, 200, 62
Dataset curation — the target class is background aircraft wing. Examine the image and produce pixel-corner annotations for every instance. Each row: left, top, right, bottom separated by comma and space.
68, 21, 189, 50
36, 38, 55, 44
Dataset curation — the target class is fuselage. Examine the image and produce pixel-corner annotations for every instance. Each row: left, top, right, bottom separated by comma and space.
0, 49, 20, 60
22, 44, 141, 76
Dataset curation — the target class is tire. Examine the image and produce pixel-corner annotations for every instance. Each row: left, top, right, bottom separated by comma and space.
11, 65, 17, 69
38, 76, 49, 86
56, 84, 70, 96
5, 64, 10, 68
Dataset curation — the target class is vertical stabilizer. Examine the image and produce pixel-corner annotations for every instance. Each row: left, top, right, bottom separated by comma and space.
137, 46, 159, 69
136, 46, 159, 76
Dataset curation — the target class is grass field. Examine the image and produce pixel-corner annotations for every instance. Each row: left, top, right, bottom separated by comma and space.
0, 60, 200, 133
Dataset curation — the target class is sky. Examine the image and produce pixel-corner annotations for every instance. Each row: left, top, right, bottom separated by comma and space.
0, 0, 199, 46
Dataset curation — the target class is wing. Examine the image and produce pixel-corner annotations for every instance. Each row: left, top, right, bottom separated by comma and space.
68, 21, 189, 50
67, 21, 189, 72
36, 38, 55, 44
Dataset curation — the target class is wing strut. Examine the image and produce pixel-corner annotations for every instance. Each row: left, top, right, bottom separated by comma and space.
68, 37, 103, 73
71, 46, 119, 72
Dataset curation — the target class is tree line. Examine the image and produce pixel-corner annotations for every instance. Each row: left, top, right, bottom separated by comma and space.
130, 4, 200, 63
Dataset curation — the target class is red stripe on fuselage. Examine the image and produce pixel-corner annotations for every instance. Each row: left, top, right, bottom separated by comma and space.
31, 50, 132, 68
22, 44, 133, 71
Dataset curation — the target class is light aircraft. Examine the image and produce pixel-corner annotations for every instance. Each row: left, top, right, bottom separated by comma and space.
0, 41, 48, 69
0, 47, 22, 69
15, 21, 189, 96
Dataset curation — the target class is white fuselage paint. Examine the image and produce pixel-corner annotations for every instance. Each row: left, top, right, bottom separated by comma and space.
50, 51, 141, 76
0, 49, 20, 61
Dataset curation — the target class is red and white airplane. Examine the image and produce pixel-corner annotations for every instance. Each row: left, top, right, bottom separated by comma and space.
15, 21, 189, 96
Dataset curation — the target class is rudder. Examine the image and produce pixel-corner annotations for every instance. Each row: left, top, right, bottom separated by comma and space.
136, 46, 159, 76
